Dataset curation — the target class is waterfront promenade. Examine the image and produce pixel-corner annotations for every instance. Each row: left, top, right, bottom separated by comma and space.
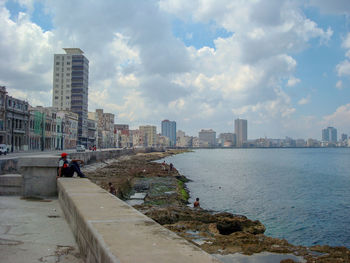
0, 196, 82, 263
0, 148, 222, 263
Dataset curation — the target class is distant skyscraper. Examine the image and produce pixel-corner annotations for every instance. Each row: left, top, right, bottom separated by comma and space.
161, 120, 176, 146
341, 133, 348, 142
53, 48, 89, 146
322, 127, 337, 143
235, 118, 247, 147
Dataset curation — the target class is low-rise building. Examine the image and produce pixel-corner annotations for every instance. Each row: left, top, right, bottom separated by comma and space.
198, 129, 216, 147
89, 109, 115, 148
218, 133, 235, 147
6, 92, 30, 151
139, 125, 157, 147
57, 110, 78, 149
87, 118, 97, 147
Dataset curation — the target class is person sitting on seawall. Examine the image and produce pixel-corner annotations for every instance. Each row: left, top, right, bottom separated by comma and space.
193, 197, 200, 208
108, 182, 117, 196
57, 152, 87, 178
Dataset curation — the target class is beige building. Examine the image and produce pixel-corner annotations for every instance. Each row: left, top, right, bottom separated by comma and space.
198, 129, 216, 147
89, 109, 115, 148
139, 125, 157, 147
57, 110, 78, 149
176, 130, 192, 147
157, 134, 170, 147
130, 129, 141, 147
235, 118, 247, 147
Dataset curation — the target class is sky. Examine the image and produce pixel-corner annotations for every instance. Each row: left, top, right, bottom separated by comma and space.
1, 0, 350, 139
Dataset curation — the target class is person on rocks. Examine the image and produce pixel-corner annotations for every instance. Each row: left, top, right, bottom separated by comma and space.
194, 197, 200, 208
58, 152, 87, 178
169, 163, 174, 172
108, 182, 117, 196
161, 161, 166, 171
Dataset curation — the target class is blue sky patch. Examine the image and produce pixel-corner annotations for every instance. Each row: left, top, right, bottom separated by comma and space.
5, 0, 53, 31
172, 18, 233, 49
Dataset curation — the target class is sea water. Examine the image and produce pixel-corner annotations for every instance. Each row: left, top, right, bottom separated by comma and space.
159, 148, 350, 248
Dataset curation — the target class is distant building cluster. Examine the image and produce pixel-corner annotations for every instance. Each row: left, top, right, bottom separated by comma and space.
175, 122, 349, 149
2, 47, 349, 152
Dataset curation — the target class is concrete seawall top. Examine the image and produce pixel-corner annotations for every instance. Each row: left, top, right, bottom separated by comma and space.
0, 147, 165, 175
58, 179, 221, 263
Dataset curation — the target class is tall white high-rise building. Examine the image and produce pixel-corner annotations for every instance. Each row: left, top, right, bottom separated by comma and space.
235, 118, 247, 147
52, 48, 89, 146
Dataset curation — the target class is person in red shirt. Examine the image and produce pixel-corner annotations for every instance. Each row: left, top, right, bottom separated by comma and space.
194, 197, 200, 208
58, 153, 87, 178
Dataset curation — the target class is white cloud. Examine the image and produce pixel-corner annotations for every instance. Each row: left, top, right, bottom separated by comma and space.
0, 0, 338, 138
298, 95, 311, 105
336, 80, 343, 90
287, 76, 301, 87
336, 34, 350, 77
0, 3, 55, 100
321, 104, 350, 131
336, 60, 350, 76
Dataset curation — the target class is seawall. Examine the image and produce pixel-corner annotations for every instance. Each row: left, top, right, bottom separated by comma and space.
57, 178, 220, 263
0, 147, 165, 175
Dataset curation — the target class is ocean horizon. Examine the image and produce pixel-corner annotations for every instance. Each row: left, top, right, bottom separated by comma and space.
159, 148, 350, 248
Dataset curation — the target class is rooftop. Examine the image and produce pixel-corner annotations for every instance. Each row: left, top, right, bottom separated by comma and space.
63, 48, 84, 55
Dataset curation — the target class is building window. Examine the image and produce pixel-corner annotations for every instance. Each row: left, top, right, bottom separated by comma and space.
56, 62, 60, 65
55, 96, 59, 99
66, 73, 70, 76
66, 96, 70, 99
67, 62, 71, 65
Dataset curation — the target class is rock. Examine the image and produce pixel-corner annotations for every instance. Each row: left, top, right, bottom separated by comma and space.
280, 260, 297, 263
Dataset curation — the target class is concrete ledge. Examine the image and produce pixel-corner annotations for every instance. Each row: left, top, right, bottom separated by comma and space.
19, 156, 59, 197
58, 179, 220, 263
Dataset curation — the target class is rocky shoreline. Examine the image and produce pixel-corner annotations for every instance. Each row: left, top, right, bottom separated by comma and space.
85, 149, 350, 263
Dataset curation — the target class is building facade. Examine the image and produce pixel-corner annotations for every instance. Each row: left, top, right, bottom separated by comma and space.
53, 48, 89, 146
89, 109, 115, 148
218, 133, 235, 147
176, 130, 193, 147
114, 124, 129, 148
235, 118, 247, 147
87, 118, 97, 147
161, 120, 176, 147
6, 94, 30, 151
322, 127, 337, 143
139, 125, 157, 147
57, 111, 78, 149
198, 129, 216, 147
0, 86, 7, 144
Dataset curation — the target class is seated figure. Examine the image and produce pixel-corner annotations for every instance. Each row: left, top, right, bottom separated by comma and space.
58, 152, 87, 178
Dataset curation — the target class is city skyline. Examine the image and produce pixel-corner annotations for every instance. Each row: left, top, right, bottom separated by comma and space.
1, 1, 350, 139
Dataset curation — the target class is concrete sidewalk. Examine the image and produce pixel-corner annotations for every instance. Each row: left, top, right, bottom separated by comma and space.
0, 196, 82, 263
